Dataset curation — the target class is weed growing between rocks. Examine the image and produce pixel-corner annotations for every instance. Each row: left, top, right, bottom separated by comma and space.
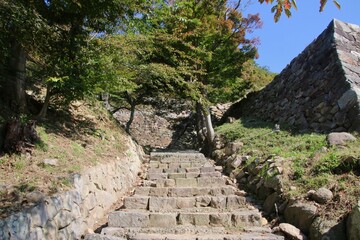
215, 117, 360, 221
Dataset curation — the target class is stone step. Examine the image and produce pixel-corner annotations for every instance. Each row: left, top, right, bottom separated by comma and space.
101, 226, 228, 237
100, 226, 277, 236
133, 186, 241, 197
85, 232, 284, 240
86, 226, 284, 240
128, 233, 284, 240
108, 209, 263, 228
85, 235, 126, 240
124, 195, 248, 210
150, 152, 206, 162
146, 171, 222, 180
144, 177, 228, 187
148, 161, 211, 169
148, 165, 222, 174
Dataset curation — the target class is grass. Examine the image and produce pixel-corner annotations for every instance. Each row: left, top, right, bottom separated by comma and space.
0, 97, 130, 219
216, 117, 360, 219
216, 117, 327, 161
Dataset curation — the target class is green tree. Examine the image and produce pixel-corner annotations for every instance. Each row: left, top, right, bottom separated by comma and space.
0, 0, 140, 117
137, 0, 261, 144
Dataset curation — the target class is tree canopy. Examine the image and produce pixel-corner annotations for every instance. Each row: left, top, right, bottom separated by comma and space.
0, 0, 340, 144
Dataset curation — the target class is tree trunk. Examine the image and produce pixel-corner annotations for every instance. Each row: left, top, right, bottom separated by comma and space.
37, 84, 52, 119
196, 102, 205, 143
197, 102, 215, 143
125, 91, 136, 134
4, 39, 27, 113
196, 101, 215, 156
203, 107, 215, 143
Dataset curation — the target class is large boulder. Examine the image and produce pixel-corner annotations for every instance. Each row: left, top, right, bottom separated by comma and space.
327, 132, 356, 146
311, 187, 333, 204
284, 202, 318, 235
309, 217, 347, 240
347, 200, 360, 240
273, 223, 307, 240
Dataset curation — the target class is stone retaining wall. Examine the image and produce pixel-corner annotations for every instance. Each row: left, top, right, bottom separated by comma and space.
223, 19, 360, 132
113, 97, 196, 150
0, 136, 144, 240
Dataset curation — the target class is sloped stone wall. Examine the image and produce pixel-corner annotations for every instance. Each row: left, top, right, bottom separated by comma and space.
0, 136, 144, 240
223, 19, 360, 132
114, 98, 198, 150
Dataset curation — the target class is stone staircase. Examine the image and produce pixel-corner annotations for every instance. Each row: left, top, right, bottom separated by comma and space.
86, 152, 283, 240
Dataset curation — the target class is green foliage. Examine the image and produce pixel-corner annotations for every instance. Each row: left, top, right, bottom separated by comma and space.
130, 0, 262, 106
292, 158, 306, 180
215, 117, 327, 161
312, 152, 340, 174
240, 60, 277, 91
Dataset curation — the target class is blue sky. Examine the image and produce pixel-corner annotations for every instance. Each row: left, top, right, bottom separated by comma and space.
243, 0, 360, 73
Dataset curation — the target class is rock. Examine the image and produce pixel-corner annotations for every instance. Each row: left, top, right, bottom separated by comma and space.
310, 217, 347, 240
224, 141, 244, 156
43, 158, 59, 167
284, 202, 318, 234
327, 132, 356, 146
26, 191, 45, 203
306, 190, 316, 199
212, 150, 225, 162
263, 192, 279, 213
273, 223, 307, 240
230, 155, 243, 168
264, 175, 283, 192
311, 187, 333, 204
347, 200, 360, 240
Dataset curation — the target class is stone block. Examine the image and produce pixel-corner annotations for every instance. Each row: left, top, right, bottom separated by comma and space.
149, 213, 177, 228
210, 213, 232, 227
226, 195, 246, 209
156, 179, 175, 188
124, 196, 149, 209
215, 166, 223, 172
232, 211, 261, 227
148, 168, 163, 174
180, 162, 192, 168
168, 188, 193, 197
197, 177, 226, 187
186, 173, 200, 178
169, 163, 180, 169
201, 167, 215, 173
177, 168, 186, 173
191, 162, 206, 167
176, 197, 196, 209
196, 196, 212, 207
186, 167, 201, 173
168, 173, 186, 179
147, 173, 167, 180
200, 172, 222, 178
178, 213, 210, 226
220, 186, 235, 196
175, 178, 198, 188
149, 197, 177, 211
149, 187, 169, 197
134, 187, 151, 196
193, 188, 212, 196
108, 212, 149, 228
210, 196, 227, 209
149, 161, 159, 168
163, 168, 178, 173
